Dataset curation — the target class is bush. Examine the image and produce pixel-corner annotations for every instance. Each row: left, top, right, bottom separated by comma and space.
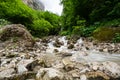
72, 26, 84, 36
112, 33, 120, 43
31, 19, 53, 37
0, 0, 61, 37
37, 11, 61, 35
60, 30, 70, 36
0, 0, 38, 25
0, 19, 11, 27
93, 27, 120, 42
82, 26, 97, 37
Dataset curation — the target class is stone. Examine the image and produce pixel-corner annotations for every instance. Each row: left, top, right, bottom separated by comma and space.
103, 48, 108, 52
36, 68, 64, 80
69, 70, 80, 78
17, 59, 35, 74
0, 68, 15, 78
80, 75, 87, 80
0, 24, 35, 47
17, 59, 34, 67
102, 61, 120, 78
86, 71, 110, 80
52, 61, 64, 69
17, 65, 28, 74
22, 0, 44, 10
68, 43, 74, 49
62, 57, 73, 66
62, 57, 75, 71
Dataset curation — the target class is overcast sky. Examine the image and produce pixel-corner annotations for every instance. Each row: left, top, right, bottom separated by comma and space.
40, 0, 63, 15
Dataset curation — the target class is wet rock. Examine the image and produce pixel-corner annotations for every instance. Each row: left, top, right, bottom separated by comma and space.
0, 68, 15, 78
86, 71, 110, 80
68, 43, 74, 49
37, 54, 58, 68
0, 24, 35, 47
88, 61, 120, 78
60, 52, 72, 57
54, 49, 59, 53
88, 62, 101, 71
17, 59, 35, 74
53, 39, 64, 47
36, 68, 64, 80
80, 75, 87, 80
62, 57, 75, 71
102, 61, 120, 78
17, 65, 28, 74
6, 52, 19, 58
103, 48, 108, 52
17, 59, 34, 67
62, 57, 73, 66
69, 70, 80, 78
26, 60, 39, 71
52, 61, 64, 69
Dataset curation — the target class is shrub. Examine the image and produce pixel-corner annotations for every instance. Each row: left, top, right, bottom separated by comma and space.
31, 19, 53, 37
37, 11, 61, 35
93, 27, 120, 42
0, 0, 38, 26
60, 30, 69, 36
0, 0, 61, 37
112, 33, 120, 43
72, 26, 84, 36
0, 19, 11, 27
82, 26, 97, 37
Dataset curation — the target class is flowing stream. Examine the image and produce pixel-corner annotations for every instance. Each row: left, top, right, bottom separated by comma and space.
46, 36, 120, 65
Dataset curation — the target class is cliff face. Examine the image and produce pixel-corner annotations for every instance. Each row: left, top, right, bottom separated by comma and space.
23, 0, 45, 10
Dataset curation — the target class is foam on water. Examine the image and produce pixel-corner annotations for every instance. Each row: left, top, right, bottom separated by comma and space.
46, 36, 120, 65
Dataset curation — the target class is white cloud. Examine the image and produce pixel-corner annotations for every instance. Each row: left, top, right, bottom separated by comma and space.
40, 0, 63, 15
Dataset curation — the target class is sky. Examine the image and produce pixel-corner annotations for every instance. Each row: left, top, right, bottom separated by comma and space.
40, 0, 63, 15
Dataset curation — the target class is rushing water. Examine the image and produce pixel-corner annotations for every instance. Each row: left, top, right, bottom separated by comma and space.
46, 36, 120, 65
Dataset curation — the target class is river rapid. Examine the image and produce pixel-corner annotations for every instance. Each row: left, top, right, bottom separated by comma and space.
45, 36, 120, 65
0, 36, 120, 80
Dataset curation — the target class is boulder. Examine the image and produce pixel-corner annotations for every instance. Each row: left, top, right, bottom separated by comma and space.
23, 0, 45, 10
0, 68, 15, 78
102, 61, 120, 78
88, 61, 120, 78
36, 68, 64, 80
0, 24, 35, 47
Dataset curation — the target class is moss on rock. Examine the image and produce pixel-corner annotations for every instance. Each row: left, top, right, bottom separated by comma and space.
93, 27, 120, 42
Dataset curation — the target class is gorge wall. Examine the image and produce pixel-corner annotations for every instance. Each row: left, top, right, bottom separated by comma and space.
22, 0, 45, 10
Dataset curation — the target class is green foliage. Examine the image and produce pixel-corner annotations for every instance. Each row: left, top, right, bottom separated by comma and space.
60, 31, 69, 36
97, 19, 120, 27
0, 0, 61, 37
0, 0, 37, 25
93, 27, 120, 41
112, 33, 120, 43
72, 26, 84, 36
82, 26, 97, 37
0, 19, 11, 27
61, 0, 120, 35
31, 19, 53, 37
37, 11, 61, 35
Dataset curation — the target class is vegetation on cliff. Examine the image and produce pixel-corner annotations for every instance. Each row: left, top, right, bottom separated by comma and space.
0, 0, 120, 42
0, 0, 60, 37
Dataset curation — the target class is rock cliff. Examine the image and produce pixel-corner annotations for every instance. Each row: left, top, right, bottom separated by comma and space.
23, 0, 45, 10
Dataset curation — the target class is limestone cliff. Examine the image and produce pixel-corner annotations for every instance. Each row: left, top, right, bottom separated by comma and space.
23, 0, 45, 10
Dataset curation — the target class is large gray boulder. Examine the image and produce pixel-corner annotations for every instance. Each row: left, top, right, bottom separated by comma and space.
23, 0, 45, 10
0, 24, 35, 47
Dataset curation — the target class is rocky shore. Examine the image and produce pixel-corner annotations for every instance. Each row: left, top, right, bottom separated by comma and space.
0, 24, 120, 80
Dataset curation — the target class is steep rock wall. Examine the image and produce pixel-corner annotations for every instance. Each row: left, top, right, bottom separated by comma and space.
23, 0, 45, 10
